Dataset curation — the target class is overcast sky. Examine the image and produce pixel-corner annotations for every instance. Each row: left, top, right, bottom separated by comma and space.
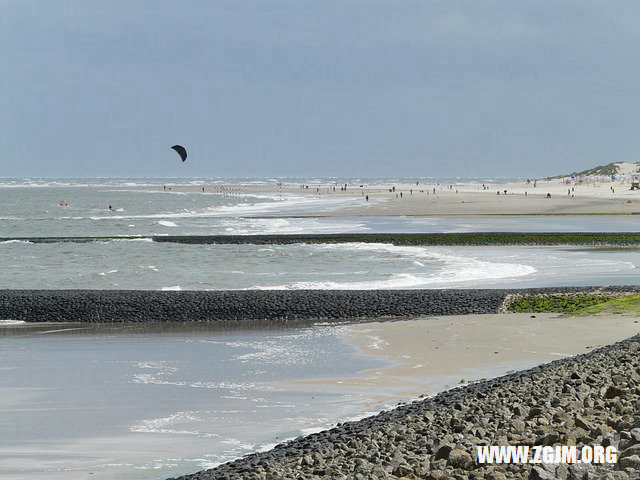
3, 1, 640, 178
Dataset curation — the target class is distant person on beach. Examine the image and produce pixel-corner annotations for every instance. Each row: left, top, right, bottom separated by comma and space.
365, 195, 369, 202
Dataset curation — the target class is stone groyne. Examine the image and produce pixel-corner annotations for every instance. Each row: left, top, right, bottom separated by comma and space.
1, 286, 639, 324
2, 232, 640, 245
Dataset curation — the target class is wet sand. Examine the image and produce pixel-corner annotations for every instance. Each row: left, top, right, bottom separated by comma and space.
294, 313, 640, 406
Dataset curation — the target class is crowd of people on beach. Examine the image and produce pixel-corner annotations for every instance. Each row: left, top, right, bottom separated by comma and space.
68, 175, 632, 215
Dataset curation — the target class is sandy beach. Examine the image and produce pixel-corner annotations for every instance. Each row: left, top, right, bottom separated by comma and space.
151, 177, 640, 216
344, 313, 640, 399
289, 313, 640, 407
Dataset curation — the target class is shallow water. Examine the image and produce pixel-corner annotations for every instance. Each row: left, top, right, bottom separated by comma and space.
0, 320, 580, 480
0, 323, 389, 479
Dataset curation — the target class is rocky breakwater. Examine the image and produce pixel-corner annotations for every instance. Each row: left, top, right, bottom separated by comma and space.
169, 335, 640, 480
2, 287, 640, 324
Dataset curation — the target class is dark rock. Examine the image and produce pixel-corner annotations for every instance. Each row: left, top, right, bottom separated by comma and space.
434, 444, 454, 461
618, 454, 640, 469
604, 386, 626, 399
529, 466, 554, 480
447, 449, 474, 470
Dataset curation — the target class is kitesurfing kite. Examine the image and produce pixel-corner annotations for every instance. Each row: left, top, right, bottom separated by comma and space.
171, 145, 188, 162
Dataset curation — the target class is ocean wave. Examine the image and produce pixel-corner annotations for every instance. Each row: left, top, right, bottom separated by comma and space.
218, 217, 369, 235
100, 238, 154, 243
98, 270, 118, 276
255, 242, 537, 289
0, 239, 33, 244
1, 237, 153, 244
0, 319, 27, 325
55, 194, 361, 221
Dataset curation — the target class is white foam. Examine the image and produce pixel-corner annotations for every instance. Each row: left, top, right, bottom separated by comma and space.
255, 243, 536, 290
211, 328, 335, 366
157, 220, 177, 227
0, 239, 32, 244
299, 426, 326, 436
161, 285, 182, 291
365, 336, 389, 350
0, 319, 26, 325
98, 269, 118, 276
220, 438, 255, 449
99, 237, 153, 243
130, 411, 219, 438
218, 217, 369, 235
59, 193, 361, 221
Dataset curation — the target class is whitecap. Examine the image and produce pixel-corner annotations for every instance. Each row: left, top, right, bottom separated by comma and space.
254, 243, 536, 290
0, 239, 32, 245
106, 238, 153, 243
0, 319, 26, 325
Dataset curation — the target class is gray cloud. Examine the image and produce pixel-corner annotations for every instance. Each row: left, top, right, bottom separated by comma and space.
3, 1, 640, 178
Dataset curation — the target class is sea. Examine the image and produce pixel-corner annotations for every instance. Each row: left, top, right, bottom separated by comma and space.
1, 177, 639, 479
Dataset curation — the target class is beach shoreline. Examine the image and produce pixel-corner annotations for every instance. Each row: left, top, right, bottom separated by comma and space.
145, 177, 640, 216
330, 313, 640, 405
169, 327, 640, 480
